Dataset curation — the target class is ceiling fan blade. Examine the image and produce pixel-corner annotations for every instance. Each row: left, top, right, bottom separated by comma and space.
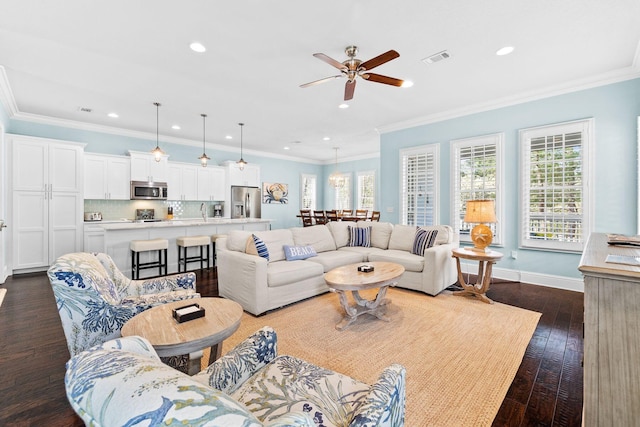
359, 50, 400, 71
299, 75, 343, 88
313, 53, 348, 71
344, 80, 356, 101
362, 73, 404, 87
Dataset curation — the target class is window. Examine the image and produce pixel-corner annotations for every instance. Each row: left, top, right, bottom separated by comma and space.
451, 133, 504, 245
334, 173, 351, 210
357, 171, 375, 210
400, 145, 439, 226
520, 119, 593, 252
300, 174, 316, 210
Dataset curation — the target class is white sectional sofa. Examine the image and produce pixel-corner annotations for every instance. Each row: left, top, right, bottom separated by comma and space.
216, 221, 458, 315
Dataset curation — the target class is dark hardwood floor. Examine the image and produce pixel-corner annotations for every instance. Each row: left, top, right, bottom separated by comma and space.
0, 269, 583, 426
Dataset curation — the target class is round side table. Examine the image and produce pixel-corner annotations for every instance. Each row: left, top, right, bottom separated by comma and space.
451, 248, 503, 304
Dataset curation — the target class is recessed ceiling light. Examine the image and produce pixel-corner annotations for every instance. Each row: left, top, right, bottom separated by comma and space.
323, 137, 330, 141
338, 103, 349, 109
496, 46, 514, 56
283, 146, 290, 150
190, 42, 206, 53
171, 125, 181, 130
401, 80, 414, 88
225, 135, 233, 140
107, 112, 118, 118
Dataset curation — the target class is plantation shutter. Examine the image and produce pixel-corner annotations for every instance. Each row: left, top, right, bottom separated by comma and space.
401, 145, 438, 226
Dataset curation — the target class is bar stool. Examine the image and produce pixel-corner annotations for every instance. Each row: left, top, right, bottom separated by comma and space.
177, 235, 211, 272
130, 238, 169, 279
210, 234, 227, 267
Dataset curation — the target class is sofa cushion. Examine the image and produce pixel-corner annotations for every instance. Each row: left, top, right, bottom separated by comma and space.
412, 228, 438, 256
326, 221, 350, 248
307, 250, 364, 272
246, 234, 270, 260
348, 225, 371, 247
267, 260, 324, 288
338, 246, 386, 260
283, 245, 317, 261
357, 221, 393, 249
227, 230, 254, 252
368, 249, 425, 272
291, 225, 337, 253
388, 225, 418, 252
421, 224, 454, 245
252, 229, 295, 262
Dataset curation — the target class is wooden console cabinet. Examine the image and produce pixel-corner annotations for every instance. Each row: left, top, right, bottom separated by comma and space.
579, 233, 640, 426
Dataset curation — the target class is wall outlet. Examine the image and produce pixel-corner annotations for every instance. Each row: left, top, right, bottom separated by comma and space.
511, 250, 518, 259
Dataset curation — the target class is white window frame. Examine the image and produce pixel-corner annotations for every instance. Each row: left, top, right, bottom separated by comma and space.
450, 133, 505, 246
519, 118, 594, 252
300, 173, 316, 211
400, 144, 439, 226
357, 170, 376, 210
334, 173, 352, 210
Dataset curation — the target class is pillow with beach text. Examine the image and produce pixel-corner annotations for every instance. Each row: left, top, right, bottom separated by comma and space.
283, 245, 317, 261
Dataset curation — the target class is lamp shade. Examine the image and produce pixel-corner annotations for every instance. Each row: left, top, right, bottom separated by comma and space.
464, 199, 497, 224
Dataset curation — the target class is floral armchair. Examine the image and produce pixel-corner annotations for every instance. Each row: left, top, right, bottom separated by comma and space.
48, 252, 199, 357
65, 327, 406, 427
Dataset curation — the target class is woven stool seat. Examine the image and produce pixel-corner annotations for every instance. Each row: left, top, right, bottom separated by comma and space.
177, 235, 211, 248
130, 238, 169, 252
129, 238, 169, 279
177, 235, 210, 272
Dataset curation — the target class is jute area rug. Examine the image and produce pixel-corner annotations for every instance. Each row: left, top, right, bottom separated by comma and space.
211, 288, 540, 426
0, 288, 6, 309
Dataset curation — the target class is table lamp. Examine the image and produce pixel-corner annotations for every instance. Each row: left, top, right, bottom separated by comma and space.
464, 199, 497, 252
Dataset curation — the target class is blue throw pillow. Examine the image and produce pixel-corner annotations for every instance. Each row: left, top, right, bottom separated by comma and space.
283, 245, 318, 261
412, 228, 439, 256
348, 226, 371, 247
252, 234, 270, 260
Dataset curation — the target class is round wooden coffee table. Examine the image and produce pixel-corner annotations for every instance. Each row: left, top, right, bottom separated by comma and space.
324, 261, 405, 331
121, 297, 243, 374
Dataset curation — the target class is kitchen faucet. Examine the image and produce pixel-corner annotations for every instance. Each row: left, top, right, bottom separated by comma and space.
201, 203, 207, 222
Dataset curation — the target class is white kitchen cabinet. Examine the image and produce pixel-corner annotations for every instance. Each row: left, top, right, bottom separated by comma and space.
223, 160, 260, 187
167, 163, 198, 200
84, 154, 131, 199
197, 166, 226, 201
11, 135, 84, 270
129, 150, 168, 182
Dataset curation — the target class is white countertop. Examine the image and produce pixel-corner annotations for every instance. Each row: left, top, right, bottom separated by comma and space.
91, 218, 271, 230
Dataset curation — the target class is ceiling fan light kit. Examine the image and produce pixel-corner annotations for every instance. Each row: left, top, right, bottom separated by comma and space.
301, 45, 405, 101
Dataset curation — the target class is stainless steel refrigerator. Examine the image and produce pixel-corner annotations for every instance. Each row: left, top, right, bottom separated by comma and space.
231, 186, 261, 219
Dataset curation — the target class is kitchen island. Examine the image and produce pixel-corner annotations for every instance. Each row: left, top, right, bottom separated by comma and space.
85, 218, 271, 278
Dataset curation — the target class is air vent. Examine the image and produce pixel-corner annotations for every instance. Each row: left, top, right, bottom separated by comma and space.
422, 50, 451, 64
77, 107, 93, 113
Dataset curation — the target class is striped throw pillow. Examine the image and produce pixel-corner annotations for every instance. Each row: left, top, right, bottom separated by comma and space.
348, 226, 372, 247
252, 234, 270, 260
412, 228, 439, 256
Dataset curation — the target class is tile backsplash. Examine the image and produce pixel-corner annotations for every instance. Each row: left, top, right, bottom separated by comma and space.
84, 200, 224, 220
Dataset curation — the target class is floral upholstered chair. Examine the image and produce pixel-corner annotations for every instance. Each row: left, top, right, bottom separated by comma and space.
65, 327, 406, 427
48, 252, 199, 357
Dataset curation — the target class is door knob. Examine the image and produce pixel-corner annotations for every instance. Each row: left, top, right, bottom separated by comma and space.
0, 220, 6, 230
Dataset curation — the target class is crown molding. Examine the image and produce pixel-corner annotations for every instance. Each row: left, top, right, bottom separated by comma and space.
0, 66, 19, 116
378, 67, 640, 135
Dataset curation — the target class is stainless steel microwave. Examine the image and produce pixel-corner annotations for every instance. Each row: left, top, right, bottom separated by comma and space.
130, 181, 168, 200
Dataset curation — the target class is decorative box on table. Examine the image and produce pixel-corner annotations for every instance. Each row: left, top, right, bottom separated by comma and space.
172, 303, 205, 323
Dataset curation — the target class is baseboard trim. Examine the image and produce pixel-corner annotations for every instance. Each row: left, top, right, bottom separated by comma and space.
459, 264, 584, 293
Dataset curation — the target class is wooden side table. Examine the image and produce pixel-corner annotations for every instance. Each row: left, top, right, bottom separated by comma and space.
121, 297, 243, 374
451, 248, 503, 304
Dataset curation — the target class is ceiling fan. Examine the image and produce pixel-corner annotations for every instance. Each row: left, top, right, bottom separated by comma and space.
300, 45, 404, 101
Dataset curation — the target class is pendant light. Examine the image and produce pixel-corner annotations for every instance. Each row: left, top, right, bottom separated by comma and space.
328, 147, 346, 188
198, 113, 211, 167
150, 102, 165, 162
237, 122, 247, 171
